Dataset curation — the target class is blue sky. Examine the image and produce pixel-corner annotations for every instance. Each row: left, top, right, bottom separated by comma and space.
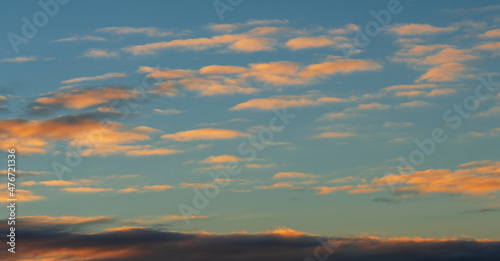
1, 2, 500, 258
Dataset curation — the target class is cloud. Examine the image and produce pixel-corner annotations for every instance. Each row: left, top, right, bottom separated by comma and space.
230, 91, 347, 110
152, 108, 183, 116
34, 86, 135, 109
61, 72, 127, 84
0, 56, 37, 62
285, 35, 352, 51
2, 220, 499, 261
0, 114, 162, 156
397, 101, 432, 108
199, 65, 248, 74
200, 155, 244, 163
21, 179, 92, 187
474, 42, 500, 55
206, 19, 288, 33
388, 24, 458, 35
228, 37, 275, 52
55, 35, 106, 42
141, 185, 174, 191
371, 160, 500, 195
358, 102, 390, 110
82, 48, 119, 58
137, 66, 194, 79
179, 77, 258, 96
61, 187, 113, 193
0, 189, 46, 202
96, 26, 171, 37
313, 132, 356, 139
479, 29, 500, 38
161, 128, 250, 141
417, 63, 468, 82
246, 163, 277, 169
313, 185, 352, 194
125, 148, 182, 156
272, 172, 318, 179
3, 216, 500, 261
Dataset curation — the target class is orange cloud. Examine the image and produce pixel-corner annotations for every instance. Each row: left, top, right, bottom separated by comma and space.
35, 87, 137, 109
161, 128, 250, 141
313, 185, 353, 195
199, 65, 248, 74
0, 189, 46, 202
417, 63, 467, 82
61, 72, 126, 84
228, 37, 274, 52
389, 24, 457, 35
230, 92, 347, 110
200, 155, 244, 163
179, 77, 258, 96
272, 172, 317, 179
60, 187, 113, 193
141, 185, 174, 191
285, 36, 335, 50
313, 132, 356, 139
372, 160, 500, 195
397, 101, 432, 108
125, 148, 182, 156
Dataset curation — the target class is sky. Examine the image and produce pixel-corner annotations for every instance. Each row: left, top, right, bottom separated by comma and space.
1, 0, 500, 260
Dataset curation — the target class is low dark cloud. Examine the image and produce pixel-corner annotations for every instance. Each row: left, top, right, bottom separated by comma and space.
1, 218, 499, 261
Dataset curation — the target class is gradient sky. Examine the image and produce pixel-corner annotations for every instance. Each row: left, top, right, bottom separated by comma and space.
1, 1, 500, 252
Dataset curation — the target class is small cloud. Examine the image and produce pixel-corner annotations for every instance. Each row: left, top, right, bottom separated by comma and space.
55, 35, 106, 42
81, 48, 119, 58
0, 56, 37, 63
152, 108, 183, 116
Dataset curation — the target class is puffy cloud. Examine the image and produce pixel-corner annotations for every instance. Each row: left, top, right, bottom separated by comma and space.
179, 77, 258, 96
313, 185, 352, 194
389, 24, 458, 35
480, 29, 500, 38
81, 48, 119, 58
161, 128, 250, 141
228, 37, 275, 52
0, 114, 163, 156
372, 161, 500, 195
199, 65, 248, 75
34, 86, 135, 109
200, 155, 244, 163
272, 172, 318, 179
285, 36, 335, 50
0, 189, 46, 202
246, 163, 277, 169
358, 102, 390, 110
